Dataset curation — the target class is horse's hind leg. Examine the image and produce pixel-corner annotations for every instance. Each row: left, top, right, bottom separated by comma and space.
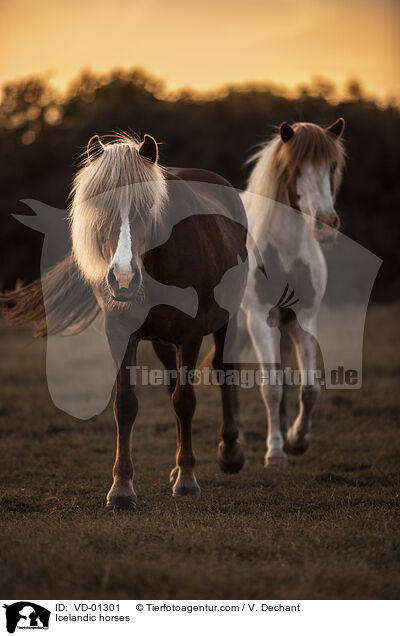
213, 321, 245, 474
152, 341, 178, 397
106, 334, 138, 511
152, 341, 179, 485
279, 332, 293, 436
172, 336, 202, 497
285, 322, 320, 455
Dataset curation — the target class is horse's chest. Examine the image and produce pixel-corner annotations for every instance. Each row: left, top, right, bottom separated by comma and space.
246, 235, 326, 311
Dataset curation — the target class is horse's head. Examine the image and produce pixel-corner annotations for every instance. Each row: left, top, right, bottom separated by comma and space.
278, 118, 345, 243
70, 134, 167, 302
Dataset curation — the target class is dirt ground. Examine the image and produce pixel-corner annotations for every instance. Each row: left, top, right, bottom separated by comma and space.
0, 302, 399, 599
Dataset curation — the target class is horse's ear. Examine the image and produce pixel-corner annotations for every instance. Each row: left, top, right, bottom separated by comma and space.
87, 135, 104, 161
326, 118, 345, 138
280, 122, 295, 143
139, 134, 158, 164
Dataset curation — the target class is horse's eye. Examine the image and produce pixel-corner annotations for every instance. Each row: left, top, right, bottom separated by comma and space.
331, 161, 338, 174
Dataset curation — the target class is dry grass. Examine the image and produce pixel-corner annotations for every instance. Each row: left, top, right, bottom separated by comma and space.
0, 303, 399, 599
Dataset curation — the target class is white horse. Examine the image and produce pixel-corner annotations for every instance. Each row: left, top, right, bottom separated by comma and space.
240, 119, 346, 467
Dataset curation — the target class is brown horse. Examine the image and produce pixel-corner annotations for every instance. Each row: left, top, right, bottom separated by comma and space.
1, 133, 248, 510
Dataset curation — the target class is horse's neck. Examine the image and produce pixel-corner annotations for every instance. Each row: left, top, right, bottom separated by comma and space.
245, 188, 318, 258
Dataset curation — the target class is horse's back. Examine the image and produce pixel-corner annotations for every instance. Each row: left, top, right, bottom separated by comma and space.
166, 167, 247, 233
167, 167, 233, 188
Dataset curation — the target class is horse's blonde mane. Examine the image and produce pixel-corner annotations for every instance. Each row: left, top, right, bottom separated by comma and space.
246, 122, 346, 223
69, 134, 168, 284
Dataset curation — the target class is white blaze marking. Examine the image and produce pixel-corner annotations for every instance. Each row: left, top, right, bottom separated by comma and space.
110, 213, 133, 288
296, 162, 335, 220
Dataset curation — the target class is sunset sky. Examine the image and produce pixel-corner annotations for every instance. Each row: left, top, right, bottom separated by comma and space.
0, 0, 399, 100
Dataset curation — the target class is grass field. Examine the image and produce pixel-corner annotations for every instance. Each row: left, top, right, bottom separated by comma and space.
0, 303, 399, 600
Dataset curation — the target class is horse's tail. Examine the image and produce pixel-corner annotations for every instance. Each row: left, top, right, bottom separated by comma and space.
0, 255, 100, 337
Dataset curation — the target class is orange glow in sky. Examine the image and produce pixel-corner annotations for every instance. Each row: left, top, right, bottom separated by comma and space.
0, 0, 399, 100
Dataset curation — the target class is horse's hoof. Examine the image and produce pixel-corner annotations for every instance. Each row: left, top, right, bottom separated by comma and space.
217, 441, 245, 474
173, 484, 201, 497
105, 494, 137, 511
284, 430, 310, 455
264, 453, 288, 468
172, 475, 201, 497
169, 466, 179, 485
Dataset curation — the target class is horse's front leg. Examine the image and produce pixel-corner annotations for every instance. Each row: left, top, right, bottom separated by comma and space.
285, 321, 320, 455
247, 311, 287, 468
106, 334, 139, 510
172, 337, 202, 497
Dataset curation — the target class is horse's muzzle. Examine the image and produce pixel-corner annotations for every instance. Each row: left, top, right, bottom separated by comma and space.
107, 266, 141, 302
313, 212, 340, 244
315, 211, 340, 231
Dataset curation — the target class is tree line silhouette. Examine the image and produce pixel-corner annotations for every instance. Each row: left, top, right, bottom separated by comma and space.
0, 69, 398, 299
